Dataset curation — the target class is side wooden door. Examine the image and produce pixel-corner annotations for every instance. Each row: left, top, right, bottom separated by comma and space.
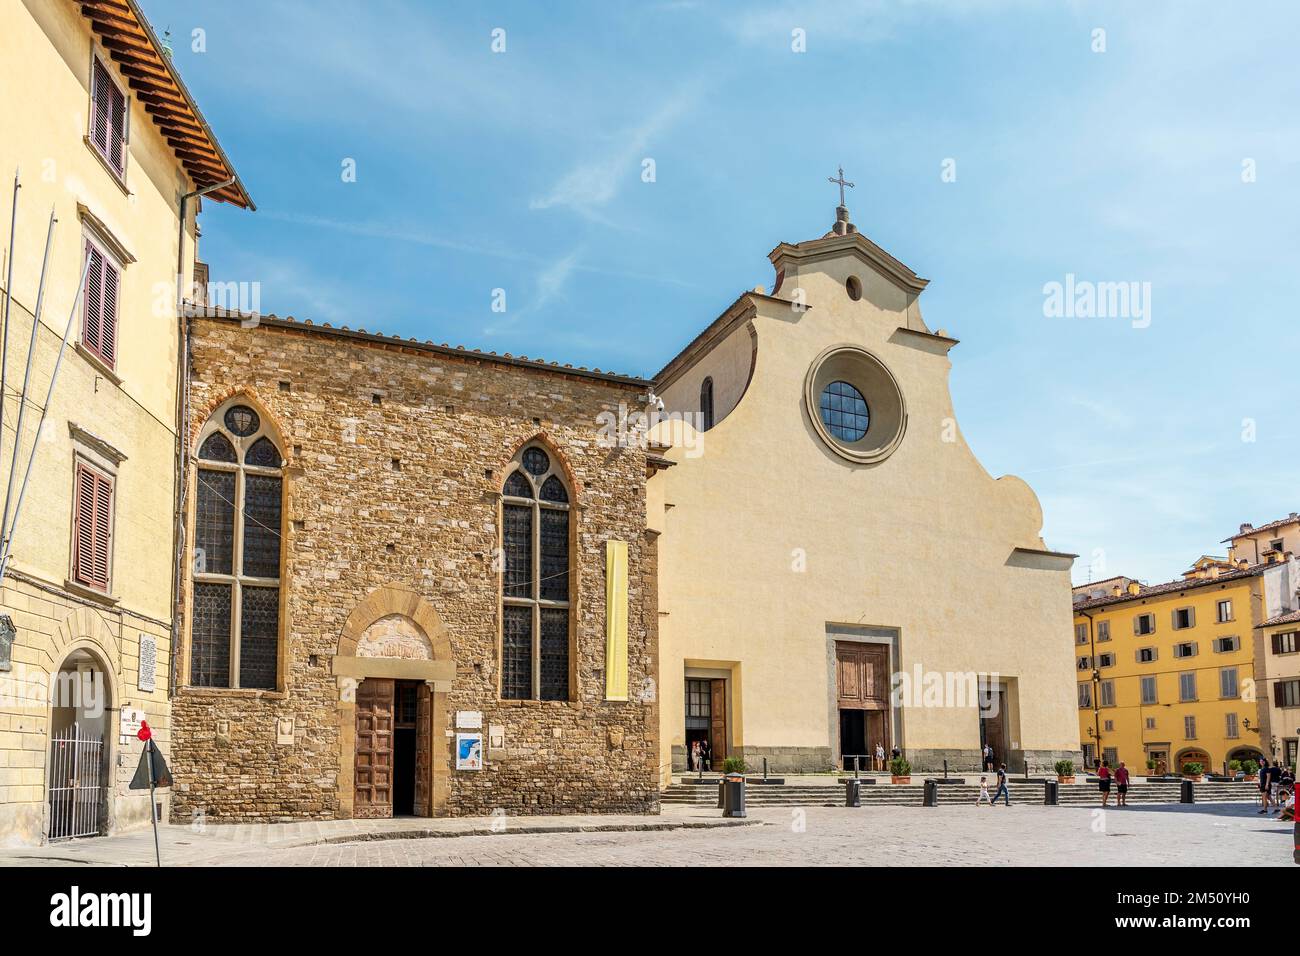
355, 678, 395, 819
709, 679, 728, 761
414, 682, 431, 816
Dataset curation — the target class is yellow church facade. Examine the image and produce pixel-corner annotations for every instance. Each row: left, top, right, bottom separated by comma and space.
647, 203, 1080, 780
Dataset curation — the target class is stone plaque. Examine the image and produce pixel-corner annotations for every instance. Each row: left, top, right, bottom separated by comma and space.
138, 633, 157, 693
120, 706, 145, 738
488, 724, 505, 749
456, 710, 482, 729
276, 717, 295, 746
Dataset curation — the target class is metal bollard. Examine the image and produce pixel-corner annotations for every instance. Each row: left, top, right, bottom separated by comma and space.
1044, 779, 1059, 806
923, 779, 938, 807
722, 772, 746, 818
1180, 779, 1195, 804
845, 778, 861, 807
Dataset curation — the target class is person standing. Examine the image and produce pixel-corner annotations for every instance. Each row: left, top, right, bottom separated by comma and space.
1097, 760, 1112, 806
982, 743, 993, 772
975, 775, 992, 806
1268, 759, 1283, 814
874, 742, 885, 772
689, 740, 700, 772
699, 738, 711, 773
1115, 761, 1130, 807
1258, 757, 1272, 814
991, 763, 1010, 806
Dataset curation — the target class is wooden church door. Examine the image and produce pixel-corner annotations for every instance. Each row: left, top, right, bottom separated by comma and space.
354, 678, 395, 818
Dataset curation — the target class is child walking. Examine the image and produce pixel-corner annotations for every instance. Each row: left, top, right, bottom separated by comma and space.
975, 775, 992, 806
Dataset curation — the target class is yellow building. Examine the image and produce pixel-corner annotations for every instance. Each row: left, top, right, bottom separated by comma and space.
648, 199, 1080, 781
1073, 552, 1300, 776
0, 0, 250, 845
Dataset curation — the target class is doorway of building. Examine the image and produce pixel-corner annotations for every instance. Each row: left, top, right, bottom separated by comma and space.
355, 678, 430, 818
684, 678, 726, 770
979, 687, 1009, 769
46, 650, 110, 840
835, 642, 890, 770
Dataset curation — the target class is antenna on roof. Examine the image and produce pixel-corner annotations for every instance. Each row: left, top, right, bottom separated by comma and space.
161, 27, 174, 58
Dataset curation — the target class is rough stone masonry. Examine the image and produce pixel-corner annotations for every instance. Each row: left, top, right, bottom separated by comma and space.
171, 313, 660, 822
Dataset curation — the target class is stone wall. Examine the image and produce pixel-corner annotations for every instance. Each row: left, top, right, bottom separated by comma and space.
172, 317, 659, 821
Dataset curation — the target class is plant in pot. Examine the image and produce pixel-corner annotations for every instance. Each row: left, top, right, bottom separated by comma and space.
721, 756, 747, 775
1181, 761, 1204, 781
889, 756, 911, 784
1053, 759, 1076, 784
1227, 759, 1242, 779
1145, 758, 1156, 775
1241, 759, 1259, 782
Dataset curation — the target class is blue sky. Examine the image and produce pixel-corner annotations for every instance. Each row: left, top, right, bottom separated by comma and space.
139, 0, 1300, 586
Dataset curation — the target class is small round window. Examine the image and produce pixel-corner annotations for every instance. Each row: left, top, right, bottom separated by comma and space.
846, 276, 863, 301
224, 405, 260, 437
819, 380, 870, 441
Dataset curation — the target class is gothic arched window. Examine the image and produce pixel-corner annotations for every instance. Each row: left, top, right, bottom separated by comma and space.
700, 377, 715, 431
190, 400, 283, 690
500, 444, 571, 701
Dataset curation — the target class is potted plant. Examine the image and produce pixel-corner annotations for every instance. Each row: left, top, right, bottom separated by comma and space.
721, 756, 747, 775
1241, 759, 1259, 782
1054, 759, 1076, 784
1145, 758, 1156, 776
889, 756, 911, 784
1227, 759, 1242, 779
1181, 761, 1204, 782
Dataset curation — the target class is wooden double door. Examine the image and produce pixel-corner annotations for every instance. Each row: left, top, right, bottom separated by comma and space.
354, 678, 431, 818
835, 642, 890, 768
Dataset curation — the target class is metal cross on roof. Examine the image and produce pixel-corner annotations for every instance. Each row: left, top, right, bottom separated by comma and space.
828, 165, 855, 208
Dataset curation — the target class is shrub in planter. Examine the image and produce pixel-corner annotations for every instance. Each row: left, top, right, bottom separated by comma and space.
889, 757, 911, 784
1054, 759, 1076, 783
721, 756, 747, 775
1145, 758, 1156, 774
1181, 761, 1204, 779
1241, 760, 1259, 781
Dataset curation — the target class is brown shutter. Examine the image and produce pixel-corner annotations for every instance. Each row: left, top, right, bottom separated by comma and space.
108, 77, 126, 172
73, 463, 112, 592
1276, 682, 1286, 707
100, 256, 119, 366
82, 240, 104, 357
90, 60, 110, 155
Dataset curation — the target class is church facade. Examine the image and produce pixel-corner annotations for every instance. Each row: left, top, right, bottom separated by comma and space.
648, 202, 1080, 779
170, 312, 659, 821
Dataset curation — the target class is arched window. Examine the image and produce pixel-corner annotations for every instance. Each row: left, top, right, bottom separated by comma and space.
190, 400, 283, 690
500, 443, 571, 701
699, 377, 715, 431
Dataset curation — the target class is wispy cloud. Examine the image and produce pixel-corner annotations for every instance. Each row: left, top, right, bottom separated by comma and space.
484, 248, 583, 335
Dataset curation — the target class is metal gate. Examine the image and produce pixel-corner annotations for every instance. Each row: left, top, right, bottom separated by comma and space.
47, 725, 106, 840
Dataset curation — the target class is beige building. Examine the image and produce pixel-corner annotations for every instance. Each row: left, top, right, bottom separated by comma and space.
648, 201, 1079, 780
1256, 610, 1300, 769
0, 0, 250, 845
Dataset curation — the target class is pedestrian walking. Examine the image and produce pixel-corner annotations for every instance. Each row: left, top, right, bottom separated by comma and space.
1268, 759, 1282, 814
991, 763, 1010, 806
1258, 757, 1272, 814
874, 742, 885, 772
1115, 761, 1130, 806
1097, 760, 1112, 807
975, 774, 992, 806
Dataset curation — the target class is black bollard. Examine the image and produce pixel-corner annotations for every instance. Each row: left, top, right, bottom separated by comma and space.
845, 778, 861, 807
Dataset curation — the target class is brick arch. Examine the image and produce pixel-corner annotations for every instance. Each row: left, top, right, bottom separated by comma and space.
502, 431, 582, 499
50, 607, 120, 702
336, 584, 452, 661
190, 386, 290, 460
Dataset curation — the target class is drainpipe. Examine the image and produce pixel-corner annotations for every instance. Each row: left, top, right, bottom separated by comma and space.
169, 179, 233, 700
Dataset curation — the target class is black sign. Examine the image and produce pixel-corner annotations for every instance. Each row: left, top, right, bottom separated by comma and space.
129, 741, 172, 790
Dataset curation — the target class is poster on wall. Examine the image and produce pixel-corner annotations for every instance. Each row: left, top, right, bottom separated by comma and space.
455, 733, 483, 770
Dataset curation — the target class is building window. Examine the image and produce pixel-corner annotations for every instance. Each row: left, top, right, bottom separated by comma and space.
1217, 599, 1233, 623
500, 444, 571, 701
1097, 620, 1110, 642
819, 380, 870, 442
1077, 656, 1092, 671
1103, 720, 1114, 732
1225, 713, 1239, 739
71, 460, 114, 593
1172, 607, 1194, 630
1274, 679, 1300, 709
1077, 683, 1092, 708
1184, 715, 1197, 739
190, 402, 283, 690
699, 377, 714, 431
1135, 613, 1155, 635
1173, 641, 1197, 659
1145, 716, 1157, 730
1270, 539, 1284, 553
1102, 747, 1118, 766
1179, 672, 1197, 702
1100, 680, 1115, 707
89, 56, 128, 176
1273, 631, 1299, 655
1074, 623, 1088, 644
1219, 666, 1239, 698
81, 235, 120, 369
1137, 647, 1157, 663
1098, 653, 1115, 668
1140, 675, 1158, 705
1213, 635, 1239, 653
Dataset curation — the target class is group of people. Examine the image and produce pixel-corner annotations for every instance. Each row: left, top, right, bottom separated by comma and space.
975, 764, 1011, 806
1256, 757, 1294, 815
687, 739, 712, 771
1094, 760, 1131, 806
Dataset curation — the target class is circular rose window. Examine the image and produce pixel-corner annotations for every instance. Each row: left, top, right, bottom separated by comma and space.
804, 346, 906, 463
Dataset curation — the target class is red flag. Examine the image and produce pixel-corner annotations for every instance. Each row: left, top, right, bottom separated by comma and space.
136, 720, 151, 741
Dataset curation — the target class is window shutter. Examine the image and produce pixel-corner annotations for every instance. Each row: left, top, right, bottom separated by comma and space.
82, 240, 105, 357
1133, 615, 1141, 635
1186, 607, 1195, 627
1276, 682, 1286, 707
100, 256, 118, 366
108, 76, 126, 172
73, 464, 112, 591
90, 60, 111, 155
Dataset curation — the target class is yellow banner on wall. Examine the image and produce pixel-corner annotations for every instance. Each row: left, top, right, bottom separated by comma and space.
605, 539, 629, 701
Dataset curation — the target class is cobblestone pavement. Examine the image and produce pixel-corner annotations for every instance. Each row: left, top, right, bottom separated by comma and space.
202, 803, 1292, 867
4, 803, 1290, 867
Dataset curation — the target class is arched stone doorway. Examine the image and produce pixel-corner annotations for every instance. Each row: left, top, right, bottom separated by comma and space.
1174, 747, 1211, 775
333, 586, 454, 819
46, 647, 113, 840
